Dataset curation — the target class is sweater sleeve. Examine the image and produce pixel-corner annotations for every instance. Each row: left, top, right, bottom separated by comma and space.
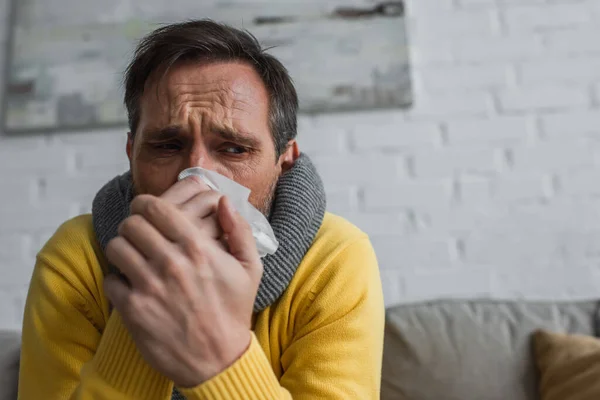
18, 218, 174, 400
179, 236, 385, 400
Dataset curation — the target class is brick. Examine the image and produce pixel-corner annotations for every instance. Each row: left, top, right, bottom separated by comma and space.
312, 154, 405, 186
414, 203, 508, 235
491, 174, 552, 202
559, 231, 600, 260
408, 92, 492, 119
412, 148, 504, 179
0, 204, 74, 233
404, 268, 493, 301
0, 135, 46, 151
519, 58, 600, 85
51, 128, 127, 146
457, 0, 496, 7
446, 116, 535, 146
506, 198, 600, 232
410, 39, 455, 65
76, 139, 129, 170
42, 174, 116, 205
31, 231, 56, 257
371, 235, 457, 271
504, 4, 592, 32
313, 109, 405, 130
458, 178, 491, 204
493, 266, 599, 299
351, 122, 441, 151
324, 186, 359, 214
0, 145, 71, 175
510, 143, 595, 172
0, 234, 29, 264
416, 65, 509, 91
298, 127, 347, 155
342, 212, 413, 236
364, 181, 453, 211
497, 86, 590, 112
379, 269, 405, 308
541, 111, 600, 140
0, 177, 39, 208
558, 170, 600, 197
405, 0, 455, 16
1, 258, 36, 286
543, 29, 600, 54
454, 36, 542, 62
0, 291, 21, 331
411, 10, 497, 39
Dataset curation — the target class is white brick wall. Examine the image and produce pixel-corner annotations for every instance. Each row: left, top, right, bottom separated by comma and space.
2, 0, 600, 329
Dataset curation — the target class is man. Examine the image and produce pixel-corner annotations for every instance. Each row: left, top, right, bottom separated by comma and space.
18, 20, 384, 399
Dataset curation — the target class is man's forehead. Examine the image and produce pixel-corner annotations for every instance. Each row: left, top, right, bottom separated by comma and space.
137, 61, 270, 139
145, 62, 267, 103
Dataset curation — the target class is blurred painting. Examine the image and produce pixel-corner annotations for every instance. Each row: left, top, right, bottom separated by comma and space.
3, 0, 412, 133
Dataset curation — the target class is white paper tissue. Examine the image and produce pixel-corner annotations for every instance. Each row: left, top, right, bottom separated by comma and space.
178, 167, 279, 258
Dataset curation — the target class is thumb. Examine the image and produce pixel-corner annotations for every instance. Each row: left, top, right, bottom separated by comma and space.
218, 196, 261, 268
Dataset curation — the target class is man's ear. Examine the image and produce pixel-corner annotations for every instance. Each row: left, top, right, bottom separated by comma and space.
126, 132, 134, 163
279, 140, 299, 173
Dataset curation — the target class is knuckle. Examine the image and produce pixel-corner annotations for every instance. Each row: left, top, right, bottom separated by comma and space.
162, 254, 186, 279
183, 240, 207, 263
118, 215, 143, 236
131, 194, 151, 211
141, 278, 163, 298
125, 294, 146, 321
105, 237, 123, 262
143, 196, 166, 218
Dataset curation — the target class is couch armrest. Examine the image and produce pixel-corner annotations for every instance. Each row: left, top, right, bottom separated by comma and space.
0, 331, 20, 400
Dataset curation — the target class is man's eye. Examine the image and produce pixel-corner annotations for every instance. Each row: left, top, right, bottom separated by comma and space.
222, 145, 247, 155
154, 143, 181, 151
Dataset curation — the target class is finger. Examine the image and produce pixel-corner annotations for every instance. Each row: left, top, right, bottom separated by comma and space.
118, 214, 174, 262
195, 214, 223, 239
106, 236, 150, 288
218, 196, 261, 267
131, 195, 198, 247
104, 274, 133, 311
160, 175, 212, 205
180, 191, 222, 219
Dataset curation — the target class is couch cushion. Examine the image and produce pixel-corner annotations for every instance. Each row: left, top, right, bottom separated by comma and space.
381, 300, 599, 400
0, 331, 20, 400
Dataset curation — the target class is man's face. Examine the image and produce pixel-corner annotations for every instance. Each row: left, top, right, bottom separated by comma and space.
127, 61, 296, 215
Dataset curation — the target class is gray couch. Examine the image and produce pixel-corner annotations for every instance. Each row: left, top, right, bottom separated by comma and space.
0, 331, 19, 400
2, 299, 599, 399
382, 299, 600, 400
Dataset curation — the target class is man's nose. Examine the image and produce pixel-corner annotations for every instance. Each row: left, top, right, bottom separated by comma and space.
186, 144, 215, 171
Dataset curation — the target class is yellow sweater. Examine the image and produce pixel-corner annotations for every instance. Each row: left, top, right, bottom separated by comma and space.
19, 212, 384, 400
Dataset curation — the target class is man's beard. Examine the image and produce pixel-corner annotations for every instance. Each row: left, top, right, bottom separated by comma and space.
256, 176, 278, 218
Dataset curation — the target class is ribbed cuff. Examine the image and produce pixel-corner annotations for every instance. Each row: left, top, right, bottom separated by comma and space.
90, 312, 173, 399
180, 333, 282, 400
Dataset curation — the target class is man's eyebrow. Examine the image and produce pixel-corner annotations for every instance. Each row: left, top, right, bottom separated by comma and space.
212, 126, 261, 147
145, 125, 183, 140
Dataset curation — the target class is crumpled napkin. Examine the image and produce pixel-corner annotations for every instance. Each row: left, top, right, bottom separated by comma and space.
178, 167, 279, 258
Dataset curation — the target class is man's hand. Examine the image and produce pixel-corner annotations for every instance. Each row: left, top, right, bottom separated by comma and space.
104, 178, 263, 388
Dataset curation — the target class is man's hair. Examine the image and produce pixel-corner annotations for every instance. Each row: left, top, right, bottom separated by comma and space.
124, 19, 299, 157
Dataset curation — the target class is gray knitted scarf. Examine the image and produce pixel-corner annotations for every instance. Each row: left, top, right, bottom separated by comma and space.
92, 153, 326, 311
